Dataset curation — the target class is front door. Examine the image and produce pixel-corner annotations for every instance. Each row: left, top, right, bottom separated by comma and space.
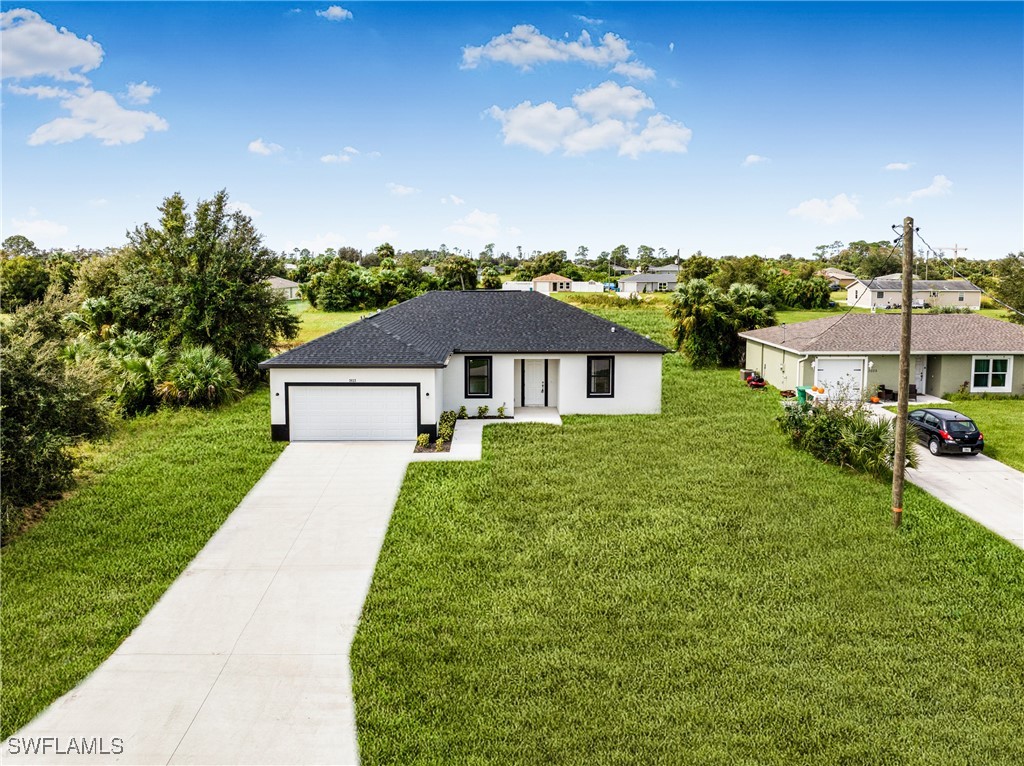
523, 360, 545, 406
914, 356, 927, 393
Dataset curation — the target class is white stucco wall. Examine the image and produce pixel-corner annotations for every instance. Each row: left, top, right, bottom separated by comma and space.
571, 281, 604, 293
443, 354, 518, 415
268, 367, 439, 427
557, 354, 662, 415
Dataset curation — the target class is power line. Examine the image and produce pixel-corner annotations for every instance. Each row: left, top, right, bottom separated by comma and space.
915, 232, 1024, 318
791, 234, 904, 346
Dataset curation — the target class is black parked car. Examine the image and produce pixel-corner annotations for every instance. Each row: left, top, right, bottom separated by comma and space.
908, 408, 985, 456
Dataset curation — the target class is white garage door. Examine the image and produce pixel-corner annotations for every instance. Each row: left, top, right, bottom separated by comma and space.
288, 386, 418, 441
815, 358, 864, 399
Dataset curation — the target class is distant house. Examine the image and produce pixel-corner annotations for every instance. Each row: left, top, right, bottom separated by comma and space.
266, 276, 300, 301
609, 264, 633, 275
532, 273, 573, 294
817, 267, 859, 289
420, 265, 437, 276
740, 314, 1023, 399
846, 276, 982, 310
618, 273, 677, 296
649, 263, 681, 275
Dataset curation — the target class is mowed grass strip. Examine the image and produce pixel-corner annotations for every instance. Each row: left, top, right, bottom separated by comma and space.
904, 401, 1024, 472
351, 308, 1024, 765
287, 300, 364, 344
0, 390, 285, 737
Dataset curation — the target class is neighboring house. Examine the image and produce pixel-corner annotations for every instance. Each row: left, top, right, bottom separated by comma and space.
609, 264, 633, 275
649, 263, 681, 275
420, 265, 437, 276
532, 273, 573, 293
846, 277, 981, 309
618, 273, 677, 296
817, 267, 859, 289
571, 280, 604, 293
739, 314, 1024, 399
502, 281, 535, 291
258, 291, 668, 441
266, 276, 300, 301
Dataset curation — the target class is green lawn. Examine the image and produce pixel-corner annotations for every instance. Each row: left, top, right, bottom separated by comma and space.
287, 300, 364, 345
903, 401, 1024, 472
0, 391, 285, 737
351, 307, 1024, 765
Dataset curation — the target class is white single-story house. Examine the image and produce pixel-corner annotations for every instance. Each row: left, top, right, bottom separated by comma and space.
266, 275, 300, 301
846, 276, 982, 309
739, 314, 1024, 399
619, 273, 677, 296
502, 277, 605, 293
649, 263, 681, 275
259, 291, 668, 441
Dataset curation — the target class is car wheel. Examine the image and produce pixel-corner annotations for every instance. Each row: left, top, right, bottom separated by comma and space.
928, 438, 941, 456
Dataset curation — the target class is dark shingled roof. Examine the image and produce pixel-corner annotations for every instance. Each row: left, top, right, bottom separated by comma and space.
739, 313, 1024, 354
260, 290, 669, 368
862, 277, 981, 292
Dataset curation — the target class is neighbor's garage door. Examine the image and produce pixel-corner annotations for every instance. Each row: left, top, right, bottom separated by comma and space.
288, 386, 418, 441
815, 358, 864, 399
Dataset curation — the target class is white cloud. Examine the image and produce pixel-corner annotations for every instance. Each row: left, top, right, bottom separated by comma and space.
788, 193, 863, 225
249, 137, 283, 155
316, 6, 352, 22
124, 81, 159, 104
343, 145, 359, 154
487, 83, 690, 158
669, 42, 675, 53
27, 87, 168, 146
572, 81, 653, 121
885, 162, 912, 171
743, 154, 769, 166
227, 201, 262, 219
320, 152, 351, 163
462, 24, 654, 79
611, 61, 656, 81
10, 216, 68, 243
441, 194, 466, 205
574, 15, 604, 26
366, 224, 398, 241
387, 182, 419, 196
88, 198, 108, 207
900, 174, 954, 203
7, 83, 70, 99
446, 209, 502, 239
487, 101, 586, 154
0, 9, 103, 83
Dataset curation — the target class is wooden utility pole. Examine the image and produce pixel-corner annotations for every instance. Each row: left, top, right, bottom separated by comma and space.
891, 217, 914, 529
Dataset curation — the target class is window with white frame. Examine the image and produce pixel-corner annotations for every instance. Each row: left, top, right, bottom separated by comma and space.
876, 291, 884, 299
971, 356, 1012, 392
958, 291, 965, 302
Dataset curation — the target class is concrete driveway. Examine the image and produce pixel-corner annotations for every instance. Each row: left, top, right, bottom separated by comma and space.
906, 446, 1024, 549
4, 442, 412, 766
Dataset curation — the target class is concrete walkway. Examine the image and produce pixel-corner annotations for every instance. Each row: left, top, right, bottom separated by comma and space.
871, 403, 1024, 549
4, 442, 412, 766
410, 407, 562, 463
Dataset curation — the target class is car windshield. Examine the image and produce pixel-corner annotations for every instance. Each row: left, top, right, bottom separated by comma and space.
946, 419, 977, 434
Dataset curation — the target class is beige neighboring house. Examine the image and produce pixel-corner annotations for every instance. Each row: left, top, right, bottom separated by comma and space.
817, 267, 859, 289
739, 314, 1024, 399
846, 275, 982, 310
532, 273, 573, 294
266, 276, 300, 301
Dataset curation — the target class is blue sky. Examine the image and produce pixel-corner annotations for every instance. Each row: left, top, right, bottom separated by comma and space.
2, 2, 1022, 260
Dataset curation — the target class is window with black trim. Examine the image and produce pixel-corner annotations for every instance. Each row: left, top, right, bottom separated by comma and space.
587, 356, 614, 397
465, 356, 492, 398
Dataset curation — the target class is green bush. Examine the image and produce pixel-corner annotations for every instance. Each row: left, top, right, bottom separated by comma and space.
437, 410, 457, 442
457, 406, 468, 419
416, 433, 430, 448
156, 346, 241, 408
477, 405, 489, 418
497, 404, 507, 418
0, 309, 110, 536
0, 255, 50, 310
777, 400, 917, 478
927, 305, 973, 314
944, 391, 1024, 401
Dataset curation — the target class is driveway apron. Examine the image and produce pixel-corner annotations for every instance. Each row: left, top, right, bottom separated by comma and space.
4, 442, 412, 766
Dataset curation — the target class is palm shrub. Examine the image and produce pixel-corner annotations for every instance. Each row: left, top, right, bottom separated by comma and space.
778, 401, 918, 478
668, 279, 775, 367
156, 346, 241, 408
